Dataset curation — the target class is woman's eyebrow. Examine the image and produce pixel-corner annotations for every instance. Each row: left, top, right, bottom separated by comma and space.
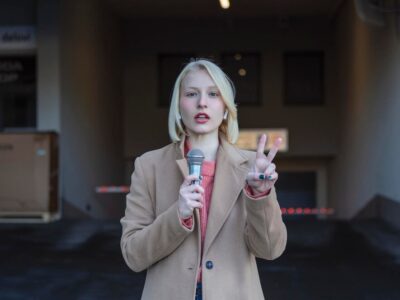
183, 85, 218, 90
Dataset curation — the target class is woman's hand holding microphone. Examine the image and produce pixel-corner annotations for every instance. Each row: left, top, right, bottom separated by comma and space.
178, 174, 204, 219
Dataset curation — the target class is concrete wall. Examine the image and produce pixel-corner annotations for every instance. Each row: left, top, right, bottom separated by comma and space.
122, 18, 339, 180
331, 1, 400, 221
6, 0, 399, 222
59, 0, 124, 218
0, 0, 125, 219
0, 0, 36, 25
37, 0, 61, 132
0, 0, 64, 214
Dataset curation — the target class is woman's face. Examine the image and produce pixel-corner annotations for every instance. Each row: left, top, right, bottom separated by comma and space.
179, 69, 225, 137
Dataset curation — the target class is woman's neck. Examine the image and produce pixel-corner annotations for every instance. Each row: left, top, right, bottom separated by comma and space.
187, 132, 219, 161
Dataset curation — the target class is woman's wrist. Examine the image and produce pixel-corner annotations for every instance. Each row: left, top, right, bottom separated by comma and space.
245, 183, 271, 198
177, 209, 193, 229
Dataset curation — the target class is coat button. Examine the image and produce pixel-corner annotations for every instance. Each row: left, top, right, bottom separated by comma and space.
205, 260, 213, 269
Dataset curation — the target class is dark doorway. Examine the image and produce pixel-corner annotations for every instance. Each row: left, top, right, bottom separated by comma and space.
276, 171, 317, 220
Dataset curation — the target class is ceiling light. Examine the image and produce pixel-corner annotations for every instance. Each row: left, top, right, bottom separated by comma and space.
234, 53, 242, 61
219, 0, 230, 9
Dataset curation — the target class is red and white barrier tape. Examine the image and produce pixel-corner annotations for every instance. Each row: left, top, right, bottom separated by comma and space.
95, 186, 130, 193
281, 207, 335, 215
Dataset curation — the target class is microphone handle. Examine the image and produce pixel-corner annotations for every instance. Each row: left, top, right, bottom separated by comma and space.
189, 164, 202, 186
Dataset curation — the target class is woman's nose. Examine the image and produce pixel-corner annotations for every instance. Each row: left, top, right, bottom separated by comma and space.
197, 93, 208, 108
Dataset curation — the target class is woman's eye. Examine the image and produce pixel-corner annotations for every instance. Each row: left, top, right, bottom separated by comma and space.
186, 92, 197, 97
209, 91, 220, 97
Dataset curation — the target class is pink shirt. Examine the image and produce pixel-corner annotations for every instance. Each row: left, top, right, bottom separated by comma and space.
181, 156, 216, 281
198, 160, 216, 257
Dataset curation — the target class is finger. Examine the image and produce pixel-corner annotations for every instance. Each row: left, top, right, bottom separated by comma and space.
264, 163, 276, 176
255, 157, 268, 173
184, 184, 204, 194
183, 174, 201, 186
267, 172, 278, 181
188, 200, 203, 209
266, 137, 282, 163
193, 185, 204, 194
246, 172, 267, 181
187, 192, 203, 202
256, 134, 267, 159
247, 170, 277, 182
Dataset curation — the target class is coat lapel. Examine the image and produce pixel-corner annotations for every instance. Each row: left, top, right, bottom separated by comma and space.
175, 136, 188, 178
203, 138, 249, 256
176, 158, 188, 178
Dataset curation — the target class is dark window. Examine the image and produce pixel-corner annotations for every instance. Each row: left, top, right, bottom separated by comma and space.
284, 51, 324, 105
221, 53, 260, 105
0, 55, 36, 130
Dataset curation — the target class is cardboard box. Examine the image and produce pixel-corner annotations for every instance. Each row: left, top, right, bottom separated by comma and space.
0, 132, 58, 216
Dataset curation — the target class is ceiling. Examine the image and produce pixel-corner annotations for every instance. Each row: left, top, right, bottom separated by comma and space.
105, 0, 345, 19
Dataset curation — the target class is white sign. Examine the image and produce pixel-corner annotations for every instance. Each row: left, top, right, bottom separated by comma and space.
236, 129, 288, 152
0, 26, 36, 50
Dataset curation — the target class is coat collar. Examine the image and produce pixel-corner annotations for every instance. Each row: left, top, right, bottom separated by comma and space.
175, 135, 248, 175
175, 135, 250, 256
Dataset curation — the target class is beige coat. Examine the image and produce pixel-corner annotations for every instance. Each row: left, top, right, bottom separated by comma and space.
121, 137, 287, 300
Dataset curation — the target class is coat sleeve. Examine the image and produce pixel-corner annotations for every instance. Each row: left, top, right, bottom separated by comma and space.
243, 186, 287, 260
120, 156, 194, 272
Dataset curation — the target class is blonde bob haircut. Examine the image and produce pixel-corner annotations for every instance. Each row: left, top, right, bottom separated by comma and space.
168, 59, 239, 144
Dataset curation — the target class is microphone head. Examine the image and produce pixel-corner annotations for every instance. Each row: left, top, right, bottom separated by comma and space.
187, 148, 205, 165
187, 149, 204, 184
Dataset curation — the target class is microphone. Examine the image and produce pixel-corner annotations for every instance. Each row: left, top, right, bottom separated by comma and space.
187, 149, 205, 186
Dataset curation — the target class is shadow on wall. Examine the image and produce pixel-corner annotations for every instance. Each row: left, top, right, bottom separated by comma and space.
355, 194, 400, 230
62, 195, 126, 220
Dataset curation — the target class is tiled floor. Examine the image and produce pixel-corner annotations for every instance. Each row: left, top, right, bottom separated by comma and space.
0, 219, 399, 299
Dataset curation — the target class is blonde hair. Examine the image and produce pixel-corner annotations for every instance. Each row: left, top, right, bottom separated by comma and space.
168, 59, 239, 144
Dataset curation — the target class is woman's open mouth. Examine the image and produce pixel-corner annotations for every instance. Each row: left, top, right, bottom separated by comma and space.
194, 113, 210, 124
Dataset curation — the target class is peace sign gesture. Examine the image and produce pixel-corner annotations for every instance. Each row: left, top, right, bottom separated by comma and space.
246, 134, 282, 195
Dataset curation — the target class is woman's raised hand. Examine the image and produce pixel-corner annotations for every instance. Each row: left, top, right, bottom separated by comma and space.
178, 174, 204, 219
246, 134, 282, 195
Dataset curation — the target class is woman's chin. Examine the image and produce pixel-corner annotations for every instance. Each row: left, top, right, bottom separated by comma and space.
187, 127, 219, 137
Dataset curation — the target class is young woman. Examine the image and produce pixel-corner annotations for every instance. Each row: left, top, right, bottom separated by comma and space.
121, 59, 287, 300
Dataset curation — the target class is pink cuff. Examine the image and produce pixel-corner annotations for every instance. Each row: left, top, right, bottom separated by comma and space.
180, 216, 193, 229
245, 184, 271, 199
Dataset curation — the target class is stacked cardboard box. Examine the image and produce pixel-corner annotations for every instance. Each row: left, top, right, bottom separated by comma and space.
0, 132, 59, 221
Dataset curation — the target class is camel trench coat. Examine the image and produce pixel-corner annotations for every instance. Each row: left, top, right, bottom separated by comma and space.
120, 137, 287, 300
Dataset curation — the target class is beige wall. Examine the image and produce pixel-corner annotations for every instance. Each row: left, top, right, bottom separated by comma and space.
123, 18, 339, 178
331, 1, 400, 219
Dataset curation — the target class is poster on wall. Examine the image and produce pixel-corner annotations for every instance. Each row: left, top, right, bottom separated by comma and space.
236, 129, 288, 152
0, 26, 36, 51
